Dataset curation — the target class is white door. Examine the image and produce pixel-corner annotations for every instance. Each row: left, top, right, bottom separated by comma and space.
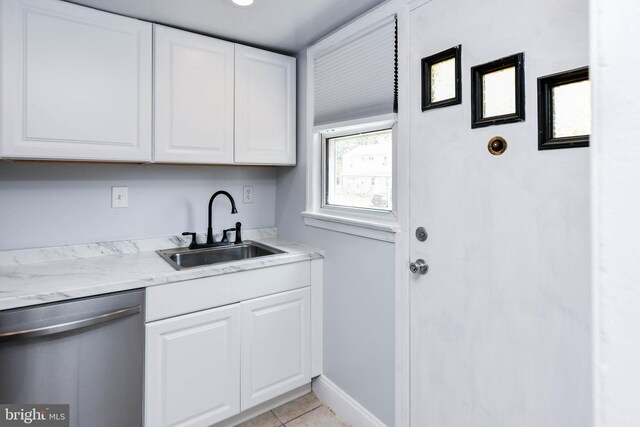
234, 45, 296, 165
146, 304, 240, 427
408, 0, 591, 426
154, 25, 235, 164
0, 0, 152, 161
241, 287, 310, 410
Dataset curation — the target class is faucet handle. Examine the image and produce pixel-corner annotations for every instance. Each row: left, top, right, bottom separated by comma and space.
221, 228, 235, 244
234, 222, 242, 244
181, 232, 197, 249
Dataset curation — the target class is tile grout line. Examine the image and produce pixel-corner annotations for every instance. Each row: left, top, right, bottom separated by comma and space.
280, 403, 324, 426
270, 409, 283, 425
270, 410, 285, 426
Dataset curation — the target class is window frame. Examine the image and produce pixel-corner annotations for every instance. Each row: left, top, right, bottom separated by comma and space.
321, 125, 394, 214
537, 66, 590, 150
319, 120, 397, 220
471, 52, 525, 128
421, 45, 462, 111
302, 114, 399, 242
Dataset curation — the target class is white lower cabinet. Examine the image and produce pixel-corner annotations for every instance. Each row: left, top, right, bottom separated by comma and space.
241, 288, 310, 410
145, 304, 241, 427
145, 286, 311, 427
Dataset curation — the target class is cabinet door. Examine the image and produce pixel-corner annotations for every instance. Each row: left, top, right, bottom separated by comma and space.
0, 0, 152, 161
146, 304, 240, 427
154, 25, 234, 164
235, 45, 296, 165
241, 287, 310, 410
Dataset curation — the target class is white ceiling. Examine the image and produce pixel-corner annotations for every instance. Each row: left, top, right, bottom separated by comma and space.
65, 0, 387, 54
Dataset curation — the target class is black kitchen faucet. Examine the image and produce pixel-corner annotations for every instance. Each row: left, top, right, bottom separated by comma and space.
206, 191, 237, 244
182, 191, 242, 249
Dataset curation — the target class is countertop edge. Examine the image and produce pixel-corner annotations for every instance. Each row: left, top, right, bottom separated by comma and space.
0, 238, 324, 311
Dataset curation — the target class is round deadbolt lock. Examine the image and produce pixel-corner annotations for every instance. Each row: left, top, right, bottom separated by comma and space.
415, 227, 428, 242
488, 136, 507, 156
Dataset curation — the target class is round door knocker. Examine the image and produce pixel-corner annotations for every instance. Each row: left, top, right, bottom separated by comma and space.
488, 136, 507, 156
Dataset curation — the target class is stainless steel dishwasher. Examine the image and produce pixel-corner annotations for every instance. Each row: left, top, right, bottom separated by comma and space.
0, 289, 144, 427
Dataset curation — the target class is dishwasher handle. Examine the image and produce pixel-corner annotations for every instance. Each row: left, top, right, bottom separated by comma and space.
0, 305, 141, 341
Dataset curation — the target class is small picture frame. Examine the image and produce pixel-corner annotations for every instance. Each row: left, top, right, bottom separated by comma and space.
537, 67, 590, 150
421, 45, 462, 111
471, 53, 525, 128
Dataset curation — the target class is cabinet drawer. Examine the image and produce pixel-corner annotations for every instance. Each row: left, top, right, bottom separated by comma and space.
146, 261, 310, 322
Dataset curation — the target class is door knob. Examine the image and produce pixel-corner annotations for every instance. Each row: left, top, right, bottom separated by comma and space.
409, 259, 429, 275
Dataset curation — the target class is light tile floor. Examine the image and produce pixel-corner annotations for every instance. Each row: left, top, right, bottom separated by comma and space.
236, 393, 350, 427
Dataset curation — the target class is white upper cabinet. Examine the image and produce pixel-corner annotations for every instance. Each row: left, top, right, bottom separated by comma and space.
0, 0, 295, 165
154, 25, 235, 164
0, 0, 152, 162
235, 45, 296, 165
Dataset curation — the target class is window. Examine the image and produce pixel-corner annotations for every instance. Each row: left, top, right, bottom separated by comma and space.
304, 5, 399, 242
421, 45, 462, 111
537, 67, 590, 150
482, 66, 515, 117
323, 128, 393, 212
471, 53, 525, 128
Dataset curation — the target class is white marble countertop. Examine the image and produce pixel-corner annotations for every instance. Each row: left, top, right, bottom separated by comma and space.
0, 230, 323, 311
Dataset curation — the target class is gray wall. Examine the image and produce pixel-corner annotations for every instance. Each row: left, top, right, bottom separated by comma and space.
275, 53, 396, 426
0, 162, 276, 250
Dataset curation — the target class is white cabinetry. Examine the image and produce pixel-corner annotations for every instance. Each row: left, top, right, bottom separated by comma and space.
155, 38, 296, 166
241, 288, 310, 409
154, 25, 234, 164
235, 45, 296, 165
0, 0, 152, 161
145, 261, 319, 427
146, 304, 241, 427
0, 0, 294, 165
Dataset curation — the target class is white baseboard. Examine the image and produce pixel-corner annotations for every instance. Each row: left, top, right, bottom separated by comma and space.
312, 375, 387, 427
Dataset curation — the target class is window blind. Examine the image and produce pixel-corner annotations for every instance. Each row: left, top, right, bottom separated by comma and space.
313, 16, 397, 127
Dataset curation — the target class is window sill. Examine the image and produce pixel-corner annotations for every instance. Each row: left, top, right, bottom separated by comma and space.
301, 211, 398, 242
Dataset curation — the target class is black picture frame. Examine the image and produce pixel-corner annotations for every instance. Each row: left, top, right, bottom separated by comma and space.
471, 52, 525, 128
537, 66, 589, 150
421, 45, 462, 111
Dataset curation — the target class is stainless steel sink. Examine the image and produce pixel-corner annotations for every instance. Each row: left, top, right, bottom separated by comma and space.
157, 241, 285, 270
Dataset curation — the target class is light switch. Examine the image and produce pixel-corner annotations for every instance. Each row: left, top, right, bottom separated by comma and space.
112, 186, 128, 208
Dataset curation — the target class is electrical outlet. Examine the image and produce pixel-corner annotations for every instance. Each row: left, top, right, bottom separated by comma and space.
243, 186, 254, 204
112, 186, 128, 208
